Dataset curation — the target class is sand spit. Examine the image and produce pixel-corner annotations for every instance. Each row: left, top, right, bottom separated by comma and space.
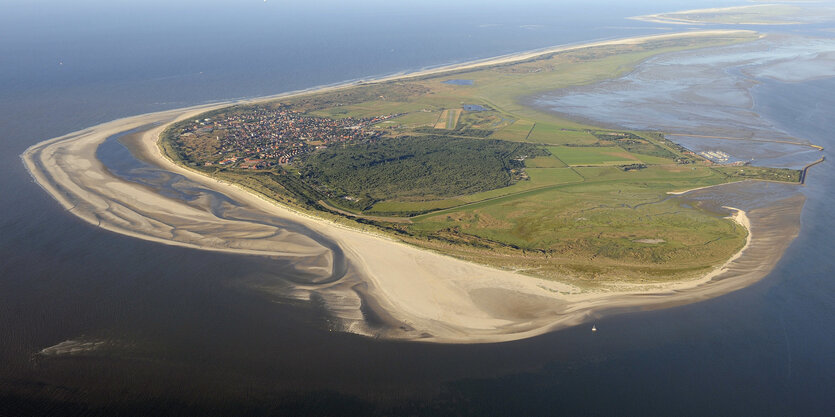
191, 29, 756, 110
21, 31, 803, 344
22, 106, 333, 262
630, 5, 803, 26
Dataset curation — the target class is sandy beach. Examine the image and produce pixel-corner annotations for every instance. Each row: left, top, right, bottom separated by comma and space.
21, 30, 804, 344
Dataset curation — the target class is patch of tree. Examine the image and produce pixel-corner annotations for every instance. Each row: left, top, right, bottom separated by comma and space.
618, 163, 647, 171
591, 131, 678, 159
159, 126, 193, 163
295, 135, 545, 209
221, 170, 325, 210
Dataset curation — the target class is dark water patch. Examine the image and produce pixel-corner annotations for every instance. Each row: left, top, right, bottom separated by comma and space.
97, 128, 237, 205
462, 104, 488, 111
442, 79, 473, 86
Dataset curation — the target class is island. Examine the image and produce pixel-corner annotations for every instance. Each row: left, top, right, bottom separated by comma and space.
159, 30, 800, 288
22, 30, 815, 342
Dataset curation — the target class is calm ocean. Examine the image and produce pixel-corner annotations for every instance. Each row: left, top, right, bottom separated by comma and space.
1, 1, 832, 415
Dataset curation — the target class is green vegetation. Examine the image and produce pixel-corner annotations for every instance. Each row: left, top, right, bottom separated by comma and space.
367, 167, 584, 215
713, 166, 802, 183
548, 146, 639, 166
524, 154, 566, 168
589, 131, 678, 159
161, 31, 808, 285
528, 125, 599, 145
413, 127, 494, 138
490, 119, 535, 141
410, 181, 746, 281
296, 136, 544, 211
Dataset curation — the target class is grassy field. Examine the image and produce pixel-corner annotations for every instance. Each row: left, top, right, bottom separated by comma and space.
524, 154, 566, 168
414, 184, 742, 257
457, 109, 512, 132
489, 119, 535, 141
528, 125, 599, 145
367, 167, 583, 214
549, 146, 640, 166
406, 193, 746, 284
163, 31, 806, 284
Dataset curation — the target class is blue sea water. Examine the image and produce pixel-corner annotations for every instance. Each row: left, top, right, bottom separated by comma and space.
1, 1, 833, 415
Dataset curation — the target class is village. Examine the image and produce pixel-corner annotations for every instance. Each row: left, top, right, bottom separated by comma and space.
177, 105, 400, 169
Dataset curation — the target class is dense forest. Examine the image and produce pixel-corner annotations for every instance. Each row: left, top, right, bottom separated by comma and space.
297, 135, 545, 207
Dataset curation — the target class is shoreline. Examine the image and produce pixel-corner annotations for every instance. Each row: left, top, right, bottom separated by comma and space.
21, 30, 804, 344
629, 5, 802, 26
199, 29, 756, 112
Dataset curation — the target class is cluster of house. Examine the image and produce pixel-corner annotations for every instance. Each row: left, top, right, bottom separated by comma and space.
179, 107, 400, 169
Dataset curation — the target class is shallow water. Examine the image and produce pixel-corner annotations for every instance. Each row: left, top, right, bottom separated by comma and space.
666, 135, 819, 168
532, 34, 835, 168
98, 131, 349, 284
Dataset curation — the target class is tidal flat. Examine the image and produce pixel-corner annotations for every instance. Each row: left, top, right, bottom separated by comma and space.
531, 33, 832, 170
